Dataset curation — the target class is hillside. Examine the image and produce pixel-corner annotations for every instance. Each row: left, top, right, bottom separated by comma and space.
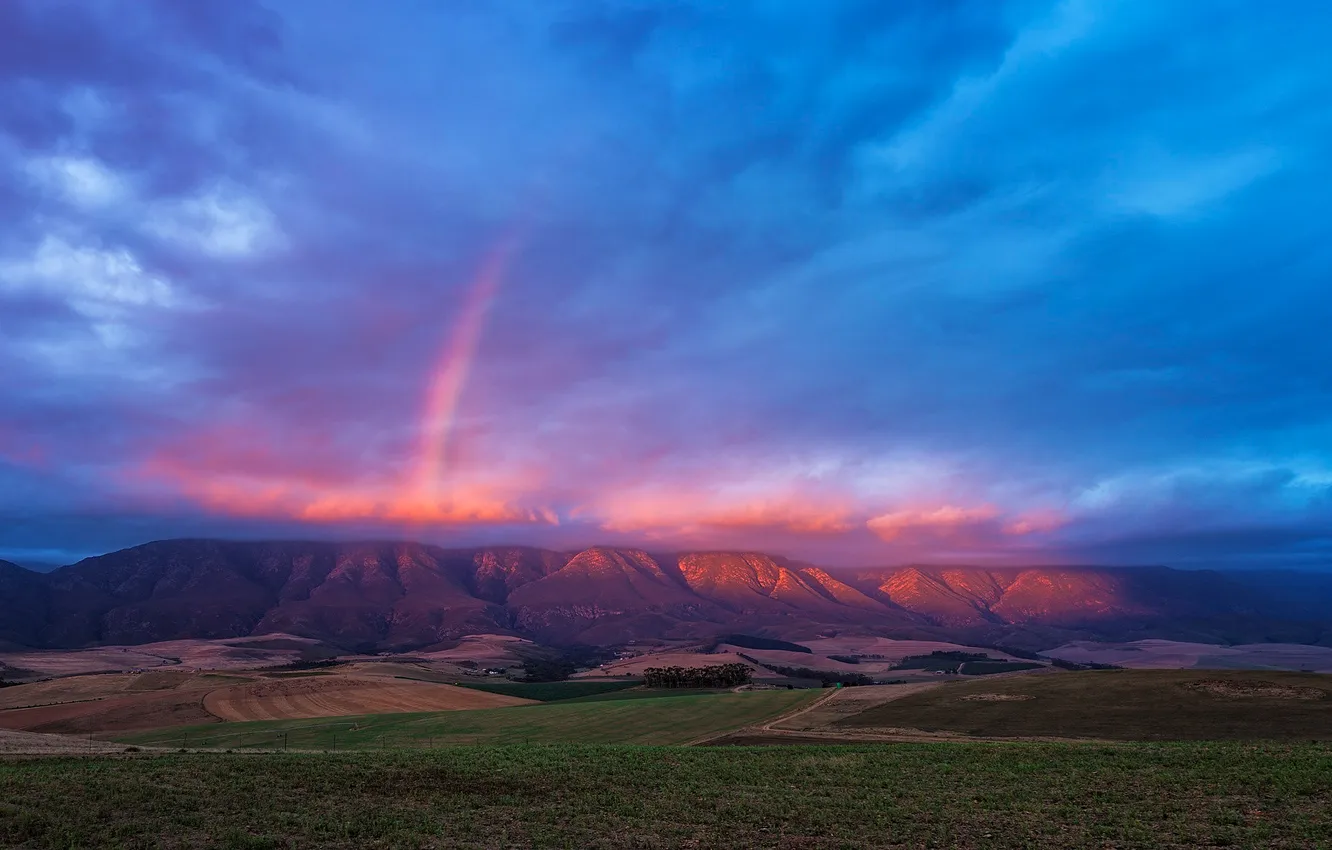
3, 540, 1331, 651
0, 559, 49, 648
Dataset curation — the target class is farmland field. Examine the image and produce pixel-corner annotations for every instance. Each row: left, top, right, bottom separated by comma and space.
840, 669, 1332, 741
202, 676, 533, 721
449, 679, 641, 702
118, 689, 817, 749
2, 743, 1330, 848
0, 670, 530, 736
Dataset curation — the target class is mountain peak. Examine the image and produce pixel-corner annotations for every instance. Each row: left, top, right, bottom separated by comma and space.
2, 540, 1330, 650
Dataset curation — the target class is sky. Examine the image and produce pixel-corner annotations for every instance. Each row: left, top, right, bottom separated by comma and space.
3, 0, 1332, 570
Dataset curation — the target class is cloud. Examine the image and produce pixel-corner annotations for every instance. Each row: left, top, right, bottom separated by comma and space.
597, 497, 857, 539
867, 505, 1001, 542
1105, 147, 1282, 219
24, 155, 128, 208
145, 185, 284, 259
0, 235, 177, 318
1, 0, 1332, 568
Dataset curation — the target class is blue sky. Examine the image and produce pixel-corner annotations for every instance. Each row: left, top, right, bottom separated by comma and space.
2, 0, 1332, 568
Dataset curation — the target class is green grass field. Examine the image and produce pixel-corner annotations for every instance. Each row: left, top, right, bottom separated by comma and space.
3, 743, 1330, 849
959, 660, 1045, 675
841, 669, 1332, 741
555, 686, 735, 703
447, 679, 641, 702
118, 690, 815, 749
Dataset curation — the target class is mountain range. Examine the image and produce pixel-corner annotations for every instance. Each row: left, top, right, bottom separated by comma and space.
2, 539, 1331, 652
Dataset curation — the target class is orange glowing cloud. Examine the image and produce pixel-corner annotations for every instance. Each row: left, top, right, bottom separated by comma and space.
866, 504, 1001, 541
866, 504, 1068, 543
132, 449, 553, 528
1002, 509, 1068, 536
593, 493, 856, 538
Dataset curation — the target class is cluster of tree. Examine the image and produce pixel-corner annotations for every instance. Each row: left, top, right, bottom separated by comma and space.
517, 657, 578, 683
515, 645, 620, 682
642, 663, 753, 688
827, 654, 860, 664
707, 634, 812, 653
778, 666, 875, 687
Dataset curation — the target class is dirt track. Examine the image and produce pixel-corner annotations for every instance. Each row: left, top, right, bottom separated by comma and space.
696, 671, 1071, 746
690, 682, 944, 745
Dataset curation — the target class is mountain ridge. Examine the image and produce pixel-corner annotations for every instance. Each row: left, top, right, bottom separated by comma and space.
3, 539, 1331, 652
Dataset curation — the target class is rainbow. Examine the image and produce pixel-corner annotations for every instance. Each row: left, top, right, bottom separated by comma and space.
414, 240, 517, 500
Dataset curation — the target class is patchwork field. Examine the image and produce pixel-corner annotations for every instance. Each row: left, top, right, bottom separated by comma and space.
799, 636, 1028, 662
0, 672, 241, 735
838, 669, 1332, 741
0, 634, 333, 682
119, 689, 818, 749
202, 676, 532, 722
571, 649, 763, 678
0, 668, 532, 735
0, 633, 548, 685
1046, 639, 1332, 672
3, 743, 1330, 848
414, 634, 539, 668
572, 637, 1038, 683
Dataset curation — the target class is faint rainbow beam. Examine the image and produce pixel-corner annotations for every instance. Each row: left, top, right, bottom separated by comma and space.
415, 239, 518, 500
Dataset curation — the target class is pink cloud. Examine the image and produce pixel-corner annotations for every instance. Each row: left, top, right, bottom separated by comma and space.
1003, 509, 1068, 536
866, 504, 1001, 542
595, 494, 856, 538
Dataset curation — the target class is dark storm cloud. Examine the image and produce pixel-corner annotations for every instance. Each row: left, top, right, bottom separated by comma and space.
3, 0, 1332, 567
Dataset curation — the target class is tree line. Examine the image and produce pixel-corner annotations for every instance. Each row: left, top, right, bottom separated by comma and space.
642, 663, 753, 688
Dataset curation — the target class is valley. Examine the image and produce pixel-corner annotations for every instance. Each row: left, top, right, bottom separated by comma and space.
4, 541, 1332, 849
2, 623, 1330, 850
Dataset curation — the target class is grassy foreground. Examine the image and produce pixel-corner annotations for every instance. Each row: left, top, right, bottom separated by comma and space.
3, 743, 1330, 849
118, 690, 815, 749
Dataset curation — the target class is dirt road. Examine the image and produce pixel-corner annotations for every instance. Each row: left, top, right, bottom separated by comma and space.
688, 682, 946, 746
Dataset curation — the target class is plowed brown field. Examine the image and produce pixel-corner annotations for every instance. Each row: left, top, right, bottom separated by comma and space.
0, 671, 224, 712
203, 677, 532, 722
0, 684, 220, 735
0, 669, 533, 736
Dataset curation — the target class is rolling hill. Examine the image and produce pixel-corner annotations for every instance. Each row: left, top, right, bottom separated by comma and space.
3, 540, 1331, 651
